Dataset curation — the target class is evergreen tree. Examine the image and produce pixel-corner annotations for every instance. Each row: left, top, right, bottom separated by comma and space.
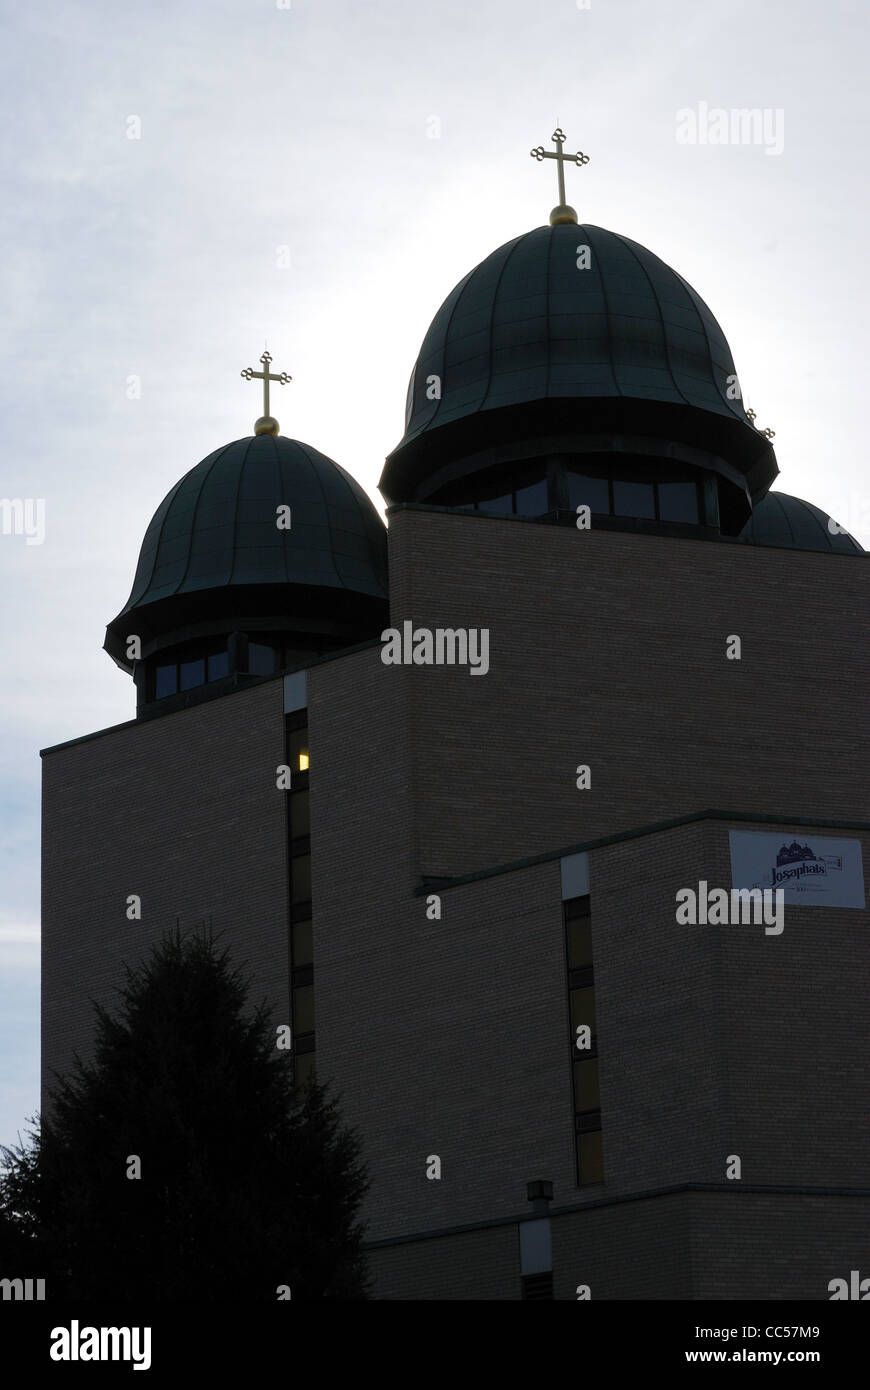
1, 930, 369, 1299
0, 1121, 44, 1278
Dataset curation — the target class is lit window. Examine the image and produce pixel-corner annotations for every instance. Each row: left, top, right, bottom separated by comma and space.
287, 727, 309, 773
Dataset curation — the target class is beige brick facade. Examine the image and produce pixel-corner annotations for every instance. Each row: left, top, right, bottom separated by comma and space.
42, 507, 870, 1297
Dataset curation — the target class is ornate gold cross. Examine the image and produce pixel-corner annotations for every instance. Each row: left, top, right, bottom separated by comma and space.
530, 128, 590, 226
241, 351, 292, 436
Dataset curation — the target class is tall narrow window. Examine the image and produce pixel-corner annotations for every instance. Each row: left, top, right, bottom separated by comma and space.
286, 710, 315, 1091
564, 894, 604, 1186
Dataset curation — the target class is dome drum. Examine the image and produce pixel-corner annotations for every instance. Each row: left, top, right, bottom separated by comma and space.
107, 579, 388, 671
385, 396, 770, 534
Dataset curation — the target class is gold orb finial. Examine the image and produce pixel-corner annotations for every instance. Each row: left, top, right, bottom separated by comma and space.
254, 415, 280, 436
550, 204, 578, 226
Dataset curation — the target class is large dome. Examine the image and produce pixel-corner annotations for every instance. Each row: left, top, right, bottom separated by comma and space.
740, 491, 864, 555
105, 434, 388, 673
381, 223, 778, 532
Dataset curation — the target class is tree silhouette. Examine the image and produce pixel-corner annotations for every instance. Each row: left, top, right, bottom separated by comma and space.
1, 929, 369, 1299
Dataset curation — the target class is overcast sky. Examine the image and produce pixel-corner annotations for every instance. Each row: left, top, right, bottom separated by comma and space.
1, 0, 867, 1145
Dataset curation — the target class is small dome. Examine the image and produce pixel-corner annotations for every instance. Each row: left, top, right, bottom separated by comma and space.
105, 434, 388, 670
740, 491, 864, 555
381, 222, 777, 532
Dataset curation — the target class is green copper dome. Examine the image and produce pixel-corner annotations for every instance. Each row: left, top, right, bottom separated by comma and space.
105, 434, 388, 672
381, 222, 778, 532
740, 491, 864, 555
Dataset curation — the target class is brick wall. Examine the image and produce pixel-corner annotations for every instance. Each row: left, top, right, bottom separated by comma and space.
384, 508, 868, 877
41, 508, 870, 1297
41, 679, 288, 1100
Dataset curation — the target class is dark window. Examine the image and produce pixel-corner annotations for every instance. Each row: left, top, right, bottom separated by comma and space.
180, 658, 205, 691
293, 983, 315, 1034
658, 480, 699, 524
521, 1272, 554, 1300
291, 855, 312, 905
295, 1051, 316, 1089
207, 650, 229, 681
292, 919, 313, 969
567, 472, 610, 514
155, 664, 177, 698
566, 914, 593, 970
573, 1059, 601, 1112
570, 986, 597, 1038
478, 491, 512, 516
289, 790, 310, 841
248, 641, 275, 675
613, 479, 655, 519
515, 479, 549, 516
564, 893, 604, 1187
578, 1130, 604, 1185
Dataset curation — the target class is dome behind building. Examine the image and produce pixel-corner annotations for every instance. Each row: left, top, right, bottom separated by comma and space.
740, 491, 864, 554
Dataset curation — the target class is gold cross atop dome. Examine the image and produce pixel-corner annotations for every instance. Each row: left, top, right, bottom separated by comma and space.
530, 127, 590, 226
240, 351, 292, 436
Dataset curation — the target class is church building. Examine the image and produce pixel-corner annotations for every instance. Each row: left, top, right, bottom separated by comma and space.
42, 132, 869, 1299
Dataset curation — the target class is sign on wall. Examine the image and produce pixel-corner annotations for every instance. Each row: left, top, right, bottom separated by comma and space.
729, 830, 866, 909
